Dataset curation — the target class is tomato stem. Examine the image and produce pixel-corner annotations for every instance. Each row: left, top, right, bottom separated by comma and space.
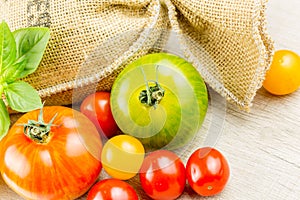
139, 66, 165, 108
23, 106, 58, 144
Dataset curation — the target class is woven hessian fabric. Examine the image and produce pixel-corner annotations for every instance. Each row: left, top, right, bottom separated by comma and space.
1, 0, 274, 111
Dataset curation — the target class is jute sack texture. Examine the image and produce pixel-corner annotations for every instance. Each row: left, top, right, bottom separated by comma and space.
0, 0, 274, 111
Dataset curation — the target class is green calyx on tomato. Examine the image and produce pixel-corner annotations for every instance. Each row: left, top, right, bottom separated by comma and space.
111, 53, 208, 151
138, 66, 165, 108
22, 106, 58, 144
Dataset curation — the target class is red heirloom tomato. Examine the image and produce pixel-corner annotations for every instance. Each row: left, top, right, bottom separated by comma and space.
87, 179, 138, 200
263, 49, 300, 95
80, 92, 120, 138
0, 106, 102, 200
139, 150, 186, 200
186, 147, 230, 196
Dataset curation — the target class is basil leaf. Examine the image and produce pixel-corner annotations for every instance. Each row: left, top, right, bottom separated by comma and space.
0, 21, 16, 75
13, 27, 50, 79
2, 59, 27, 83
4, 81, 42, 112
0, 99, 10, 141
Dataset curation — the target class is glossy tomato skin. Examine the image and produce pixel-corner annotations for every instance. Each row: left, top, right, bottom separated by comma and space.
186, 147, 230, 196
263, 50, 300, 95
110, 53, 208, 151
101, 135, 145, 180
80, 92, 120, 138
87, 179, 138, 200
139, 150, 186, 200
0, 106, 103, 200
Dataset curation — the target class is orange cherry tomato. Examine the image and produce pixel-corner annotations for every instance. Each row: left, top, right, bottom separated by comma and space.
0, 106, 103, 200
263, 50, 300, 95
101, 135, 145, 180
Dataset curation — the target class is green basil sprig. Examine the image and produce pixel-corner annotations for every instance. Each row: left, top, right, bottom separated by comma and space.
0, 21, 50, 140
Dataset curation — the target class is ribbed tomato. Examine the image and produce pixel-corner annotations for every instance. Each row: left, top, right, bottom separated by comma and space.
110, 53, 208, 151
0, 106, 102, 200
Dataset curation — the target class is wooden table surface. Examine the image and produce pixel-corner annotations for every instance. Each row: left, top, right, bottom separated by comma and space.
1, 0, 300, 199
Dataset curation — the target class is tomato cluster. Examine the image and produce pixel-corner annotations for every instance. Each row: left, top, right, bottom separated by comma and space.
79, 90, 230, 200
76, 53, 229, 199
0, 53, 229, 200
1, 32, 298, 199
89, 143, 230, 200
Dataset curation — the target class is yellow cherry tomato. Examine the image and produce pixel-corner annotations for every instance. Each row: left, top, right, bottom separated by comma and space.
101, 135, 145, 180
263, 50, 300, 95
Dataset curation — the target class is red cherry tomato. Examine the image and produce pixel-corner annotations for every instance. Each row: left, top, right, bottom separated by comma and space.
139, 150, 186, 200
186, 147, 230, 196
80, 92, 119, 138
87, 179, 138, 200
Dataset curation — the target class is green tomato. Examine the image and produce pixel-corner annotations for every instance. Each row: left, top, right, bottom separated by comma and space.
111, 53, 208, 150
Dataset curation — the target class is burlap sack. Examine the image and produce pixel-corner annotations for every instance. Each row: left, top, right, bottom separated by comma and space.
0, 0, 274, 111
